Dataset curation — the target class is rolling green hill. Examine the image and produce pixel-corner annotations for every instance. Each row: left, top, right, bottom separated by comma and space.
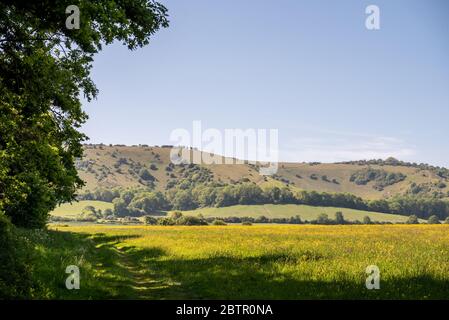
51, 200, 113, 218
77, 144, 449, 201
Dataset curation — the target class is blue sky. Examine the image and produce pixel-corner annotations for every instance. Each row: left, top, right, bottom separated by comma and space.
82, 0, 449, 166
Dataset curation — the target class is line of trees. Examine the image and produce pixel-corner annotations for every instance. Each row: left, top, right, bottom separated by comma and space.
143, 212, 362, 226
338, 157, 449, 179
80, 183, 449, 220
143, 212, 448, 226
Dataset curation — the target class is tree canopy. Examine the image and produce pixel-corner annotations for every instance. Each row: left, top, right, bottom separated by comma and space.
0, 1, 168, 227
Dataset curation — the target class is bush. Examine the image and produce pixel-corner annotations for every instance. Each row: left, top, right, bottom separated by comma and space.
437, 182, 446, 189
78, 212, 98, 222
82, 205, 97, 216
444, 217, 449, 224
334, 212, 345, 224
144, 216, 157, 225
104, 208, 114, 217
242, 221, 252, 226
362, 216, 372, 224
212, 219, 227, 226
176, 216, 208, 226
406, 215, 419, 224
254, 215, 269, 223
138, 168, 155, 181
157, 217, 176, 226
169, 211, 183, 220
0, 213, 35, 298
288, 215, 302, 224
316, 213, 330, 225
427, 215, 440, 224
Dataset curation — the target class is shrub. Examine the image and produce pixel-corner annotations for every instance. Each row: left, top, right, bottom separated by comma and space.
427, 215, 441, 224
144, 216, 157, 225
212, 219, 227, 226
157, 217, 176, 226
242, 221, 252, 226
78, 210, 98, 222
406, 215, 419, 224
82, 205, 97, 216
288, 215, 302, 224
138, 168, 155, 181
334, 212, 345, 224
362, 216, 372, 224
316, 213, 330, 225
169, 211, 183, 220
0, 213, 35, 298
176, 216, 208, 226
255, 215, 269, 223
437, 181, 447, 189
104, 208, 114, 217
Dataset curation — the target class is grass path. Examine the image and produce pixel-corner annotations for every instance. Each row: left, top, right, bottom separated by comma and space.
93, 235, 188, 299
89, 235, 167, 299
114, 246, 157, 299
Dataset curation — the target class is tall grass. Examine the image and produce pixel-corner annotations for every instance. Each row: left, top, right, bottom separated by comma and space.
35, 224, 449, 299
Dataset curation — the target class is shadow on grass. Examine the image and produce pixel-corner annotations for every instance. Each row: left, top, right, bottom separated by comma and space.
31, 230, 164, 299
126, 251, 449, 300
88, 233, 142, 244
36, 230, 449, 300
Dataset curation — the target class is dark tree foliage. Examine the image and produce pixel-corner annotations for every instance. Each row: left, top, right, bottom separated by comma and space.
0, 213, 35, 297
0, 1, 168, 227
427, 215, 440, 224
334, 211, 345, 224
349, 168, 406, 191
340, 157, 449, 179
96, 182, 449, 220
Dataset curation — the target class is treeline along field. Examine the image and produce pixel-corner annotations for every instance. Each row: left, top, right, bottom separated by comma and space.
75, 181, 449, 220
12, 224, 449, 299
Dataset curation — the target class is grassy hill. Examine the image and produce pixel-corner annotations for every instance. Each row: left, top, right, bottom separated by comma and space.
51, 201, 113, 218
77, 144, 449, 201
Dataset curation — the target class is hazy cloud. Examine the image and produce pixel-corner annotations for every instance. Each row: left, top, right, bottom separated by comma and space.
281, 132, 416, 163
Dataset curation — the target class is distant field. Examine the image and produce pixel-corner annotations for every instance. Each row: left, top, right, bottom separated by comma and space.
51, 200, 113, 217
52, 201, 414, 223
34, 224, 449, 299
182, 204, 411, 223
